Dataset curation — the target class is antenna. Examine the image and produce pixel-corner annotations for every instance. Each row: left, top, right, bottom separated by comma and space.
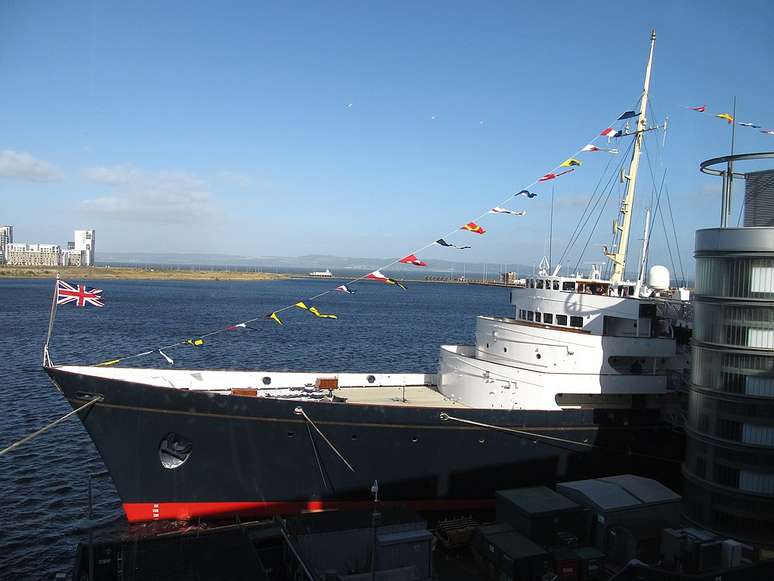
721, 96, 737, 227
549, 184, 555, 271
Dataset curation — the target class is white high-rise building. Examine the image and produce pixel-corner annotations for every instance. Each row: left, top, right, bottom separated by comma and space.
0, 225, 12, 262
74, 229, 95, 266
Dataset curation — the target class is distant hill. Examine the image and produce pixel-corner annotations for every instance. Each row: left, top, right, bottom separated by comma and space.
97, 251, 534, 276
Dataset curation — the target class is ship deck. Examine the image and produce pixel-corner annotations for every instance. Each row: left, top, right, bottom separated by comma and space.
332, 385, 467, 408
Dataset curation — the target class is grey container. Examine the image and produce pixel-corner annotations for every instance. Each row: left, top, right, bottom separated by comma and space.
557, 475, 681, 553
473, 529, 550, 581
496, 486, 590, 546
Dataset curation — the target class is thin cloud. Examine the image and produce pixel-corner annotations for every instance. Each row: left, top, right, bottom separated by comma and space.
80, 170, 221, 224
218, 170, 252, 190
0, 150, 62, 182
82, 165, 140, 186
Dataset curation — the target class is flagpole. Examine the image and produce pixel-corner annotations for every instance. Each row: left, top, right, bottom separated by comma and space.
43, 273, 60, 367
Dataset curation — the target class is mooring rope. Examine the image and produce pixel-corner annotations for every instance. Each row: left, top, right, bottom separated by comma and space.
0, 395, 103, 457
439, 412, 681, 464
294, 407, 356, 473
305, 421, 330, 491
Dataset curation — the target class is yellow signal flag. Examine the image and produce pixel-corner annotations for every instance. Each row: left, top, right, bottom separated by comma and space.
309, 306, 338, 319
186, 338, 205, 346
269, 312, 283, 325
560, 158, 582, 167
716, 113, 734, 124
96, 359, 121, 367
294, 301, 309, 310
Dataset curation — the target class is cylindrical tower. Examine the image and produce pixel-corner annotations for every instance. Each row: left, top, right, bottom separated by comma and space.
684, 153, 774, 549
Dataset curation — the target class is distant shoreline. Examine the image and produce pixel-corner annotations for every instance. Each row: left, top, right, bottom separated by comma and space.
0, 265, 287, 282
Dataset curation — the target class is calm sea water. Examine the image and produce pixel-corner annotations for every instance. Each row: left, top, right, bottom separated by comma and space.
0, 277, 512, 579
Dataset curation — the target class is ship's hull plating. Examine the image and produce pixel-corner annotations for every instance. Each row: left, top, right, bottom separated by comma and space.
46, 367, 684, 522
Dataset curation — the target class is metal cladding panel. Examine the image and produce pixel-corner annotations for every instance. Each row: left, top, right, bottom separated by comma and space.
496, 486, 581, 517
745, 169, 774, 227
599, 474, 681, 505
557, 479, 642, 512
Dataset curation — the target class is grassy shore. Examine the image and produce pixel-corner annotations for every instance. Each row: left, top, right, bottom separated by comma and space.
0, 265, 286, 281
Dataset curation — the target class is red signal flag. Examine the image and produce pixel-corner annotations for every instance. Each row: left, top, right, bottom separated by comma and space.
461, 222, 486, 235
399, 254, 428, 267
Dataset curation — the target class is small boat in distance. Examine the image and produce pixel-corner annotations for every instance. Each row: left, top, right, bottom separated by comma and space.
308, 269, 333, 278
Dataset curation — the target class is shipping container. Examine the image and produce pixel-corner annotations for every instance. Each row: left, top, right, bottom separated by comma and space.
496, 486, 590, 546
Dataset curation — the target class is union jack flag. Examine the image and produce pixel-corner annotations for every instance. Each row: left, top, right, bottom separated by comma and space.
57, 280, 104, 308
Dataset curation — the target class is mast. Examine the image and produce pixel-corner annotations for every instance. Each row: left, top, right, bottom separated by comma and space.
607, 30, 656, 283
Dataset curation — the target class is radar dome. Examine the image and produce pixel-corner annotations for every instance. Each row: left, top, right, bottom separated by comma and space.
648, 265, 670, 290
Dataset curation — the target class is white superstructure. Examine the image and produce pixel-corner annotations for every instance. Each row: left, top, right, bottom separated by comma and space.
437, 270, 691, 410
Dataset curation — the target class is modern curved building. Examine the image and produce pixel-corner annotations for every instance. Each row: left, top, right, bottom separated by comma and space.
684, 158, 774, 549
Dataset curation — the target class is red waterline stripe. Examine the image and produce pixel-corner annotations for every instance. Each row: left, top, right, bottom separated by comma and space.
123, 498, 494, 522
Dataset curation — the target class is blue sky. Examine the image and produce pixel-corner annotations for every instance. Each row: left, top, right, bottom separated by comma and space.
1, 1, 773, 276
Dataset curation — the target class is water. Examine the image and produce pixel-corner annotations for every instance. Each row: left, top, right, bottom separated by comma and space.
0, 277, 512, 579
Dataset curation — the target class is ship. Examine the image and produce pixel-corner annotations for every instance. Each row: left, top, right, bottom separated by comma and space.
45, 31, 692, 523
308, 269, 334, 278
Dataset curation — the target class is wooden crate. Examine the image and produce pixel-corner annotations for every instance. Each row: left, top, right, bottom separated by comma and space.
315, 377, 339, 390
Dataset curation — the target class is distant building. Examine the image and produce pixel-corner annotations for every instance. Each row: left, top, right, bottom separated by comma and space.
61, 248, 84, 267
74, 229, 95, 266
6, 243, 61, 267
0, 225, 12, 263
501, 272, 518, 285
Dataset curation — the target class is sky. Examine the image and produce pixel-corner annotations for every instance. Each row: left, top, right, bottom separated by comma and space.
1, 0, 773, 277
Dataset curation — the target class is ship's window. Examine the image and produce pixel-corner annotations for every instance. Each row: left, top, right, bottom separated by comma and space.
535, 312, 542, 323
527, 311, 534, 322
411, 436, 419, 443
503, 347, 508, 353
262, 376, 272, 385
562, 281, 575, 291
528, 279, 535, 288
536, 280, 544, 289
367, 375, 376, 383
545, 280, 550, 289
518, 309, 526, 319
553, 281, 560, 290
544, 313, 554, 324
556, 314, 568, 326
536, 353, 542, 359
570, 316, 584, 328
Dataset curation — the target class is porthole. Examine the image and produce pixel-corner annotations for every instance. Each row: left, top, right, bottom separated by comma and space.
478, 438, 486, 444
367, 375, 376, 384
287, 431, 295, 438
262, 376, 272, 385
411, 436, 419, 443
536, 354, 542, 360
159, 433, 192, 470
503, 347, 508, 353
351, 434, 358, 441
